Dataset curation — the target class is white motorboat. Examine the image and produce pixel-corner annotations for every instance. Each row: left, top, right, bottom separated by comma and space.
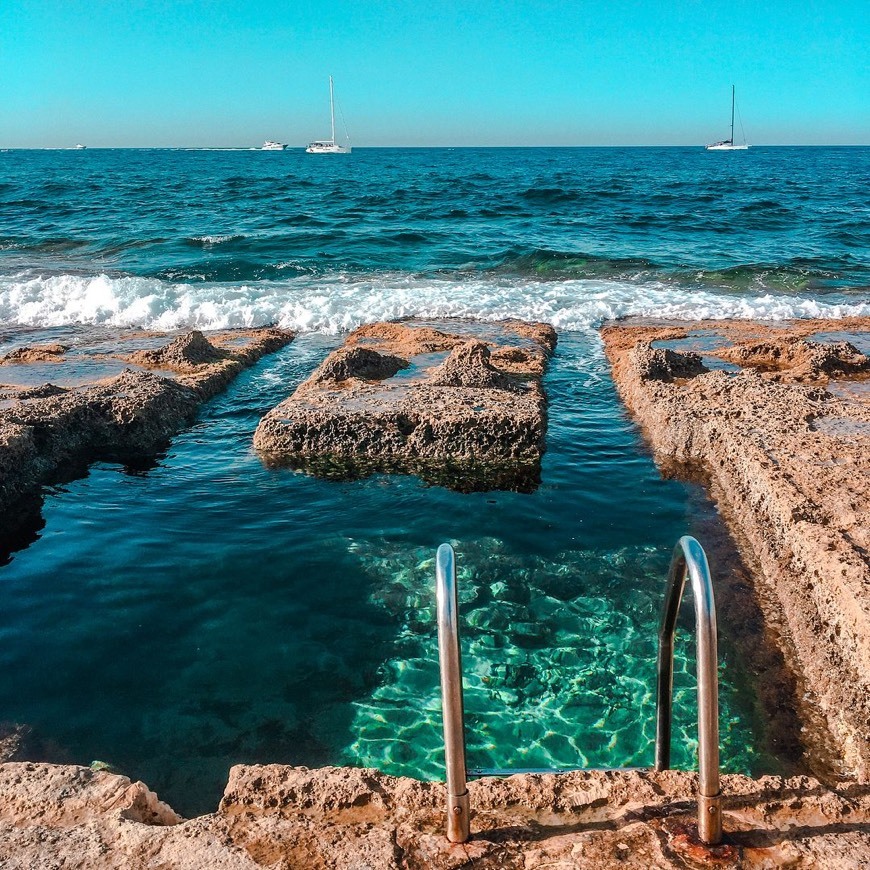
262, 140, 288, 151
74, 144, 87, 150
306, 76, 351, 154
705, 86, 749, 150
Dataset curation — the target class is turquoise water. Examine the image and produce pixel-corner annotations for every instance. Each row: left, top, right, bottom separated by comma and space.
2, 146, 864, 815
0, 330, 775, 815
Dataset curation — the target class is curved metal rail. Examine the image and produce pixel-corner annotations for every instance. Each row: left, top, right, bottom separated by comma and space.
435, 536, 723, 846
655, 535, 722, 845
436, 543, 470, 843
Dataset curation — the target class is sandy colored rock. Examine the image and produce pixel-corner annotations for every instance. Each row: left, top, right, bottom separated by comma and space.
254, 319, 556, 492
717, 336, 870, 380
1, 762, 870, 868
1, 343, 68, 364
601, 317, 870, 781
127, 330, 228, 370
0, 328, 293, 515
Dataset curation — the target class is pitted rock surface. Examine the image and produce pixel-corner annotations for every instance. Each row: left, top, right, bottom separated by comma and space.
630, 344, 709, 382
307, 346, 409, 386
128, 330, 227, 370
1, 762, 869, 868
428, 340, 523, 392
718, 335, 870, 380
1, 343, 68, 364
254, 319, 556, 491
0, 328, 293, 514
602, 316, 870, 781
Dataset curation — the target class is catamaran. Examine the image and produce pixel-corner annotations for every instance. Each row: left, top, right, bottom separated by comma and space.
705, 86, 749, 150
306, 76, 351, 154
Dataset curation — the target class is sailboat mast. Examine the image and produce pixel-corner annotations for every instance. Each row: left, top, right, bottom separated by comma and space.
329, 76, 336, 145
730, 85, 735, 144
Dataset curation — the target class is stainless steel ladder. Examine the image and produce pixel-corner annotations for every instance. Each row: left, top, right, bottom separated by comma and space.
435, 535, 722, 845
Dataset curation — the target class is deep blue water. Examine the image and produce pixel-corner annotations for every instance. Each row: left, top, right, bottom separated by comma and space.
0, 147, 867, 815
1, 147, 868, 329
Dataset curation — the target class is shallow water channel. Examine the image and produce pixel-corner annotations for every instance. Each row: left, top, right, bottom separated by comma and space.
0, 329, 786, 815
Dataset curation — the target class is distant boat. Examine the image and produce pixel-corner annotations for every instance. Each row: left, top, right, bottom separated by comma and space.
262, 140, 288, 151
306, 76, 351, 154
705, 86, 749, 150
74, 144, 87, 150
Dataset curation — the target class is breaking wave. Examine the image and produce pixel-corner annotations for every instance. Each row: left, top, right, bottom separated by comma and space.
1, 271, 868, 334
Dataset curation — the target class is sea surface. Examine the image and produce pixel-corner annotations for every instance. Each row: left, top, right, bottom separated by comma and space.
0, 147, 868, 815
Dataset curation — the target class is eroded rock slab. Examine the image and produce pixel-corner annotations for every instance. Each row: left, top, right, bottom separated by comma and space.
1, 762, 869, 868
601, 317, 870, 781
254, 320, 557, 492
0, 328, 293, 516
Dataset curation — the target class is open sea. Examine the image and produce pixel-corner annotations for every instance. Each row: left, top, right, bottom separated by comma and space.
0, 146, 868, 815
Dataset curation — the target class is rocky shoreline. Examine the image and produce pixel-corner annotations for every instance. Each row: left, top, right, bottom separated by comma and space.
0, 761, 868, 868
2, 316, 870, 866
601, 316, 870, 782
0, 327, 293, 518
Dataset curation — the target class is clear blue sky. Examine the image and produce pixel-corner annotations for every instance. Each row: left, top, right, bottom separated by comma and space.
2, 0, 868, 147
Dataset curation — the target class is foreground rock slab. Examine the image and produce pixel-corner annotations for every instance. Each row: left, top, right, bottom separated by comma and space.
254, 319, 557, 492
0, 328, 293, 516
601, 317, 870, 780
1, 762, 869, 868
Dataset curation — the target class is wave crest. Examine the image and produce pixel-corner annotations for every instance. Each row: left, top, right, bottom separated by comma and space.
1, 271, 868, 334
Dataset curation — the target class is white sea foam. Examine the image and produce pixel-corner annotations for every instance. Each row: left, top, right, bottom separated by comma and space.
0, 272, 867, 334
187, 234, 244, 246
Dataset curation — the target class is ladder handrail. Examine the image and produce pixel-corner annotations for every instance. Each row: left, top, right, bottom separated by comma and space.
655, 535, 722, 845
436, 543, 470, 843
435, 536, 723, 846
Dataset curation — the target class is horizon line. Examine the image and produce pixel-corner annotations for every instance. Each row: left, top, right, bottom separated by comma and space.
4, 143, 869, 150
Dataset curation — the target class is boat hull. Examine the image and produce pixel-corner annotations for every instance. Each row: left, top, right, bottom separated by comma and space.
705, 143, 749, 151
305, 143, 351, 154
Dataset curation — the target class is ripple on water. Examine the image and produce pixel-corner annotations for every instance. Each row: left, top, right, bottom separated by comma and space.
342, 537, 768, 779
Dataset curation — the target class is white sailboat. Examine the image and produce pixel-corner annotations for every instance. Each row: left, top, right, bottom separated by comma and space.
306, 76, 351, 154
705, 85, 749, 150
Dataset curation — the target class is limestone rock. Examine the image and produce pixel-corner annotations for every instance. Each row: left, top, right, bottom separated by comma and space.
128, 330, 227, 370
630, 344, 709, 382
254, 320, 556, 492
0, 328, 294, 515
2, 762, 870, 868
308, 346, 409, 386
602, 316, 870, 780
1, 343, 68, 364
428, 340, 522, 392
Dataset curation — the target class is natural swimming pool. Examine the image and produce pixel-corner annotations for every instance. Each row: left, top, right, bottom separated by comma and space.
0, 328, 790, 816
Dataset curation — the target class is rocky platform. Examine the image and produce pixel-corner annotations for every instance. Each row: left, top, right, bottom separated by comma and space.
0, 328, 293, 517
600, 316, 870, 782
1, 762, 868, 868
253, 320, 557, 492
